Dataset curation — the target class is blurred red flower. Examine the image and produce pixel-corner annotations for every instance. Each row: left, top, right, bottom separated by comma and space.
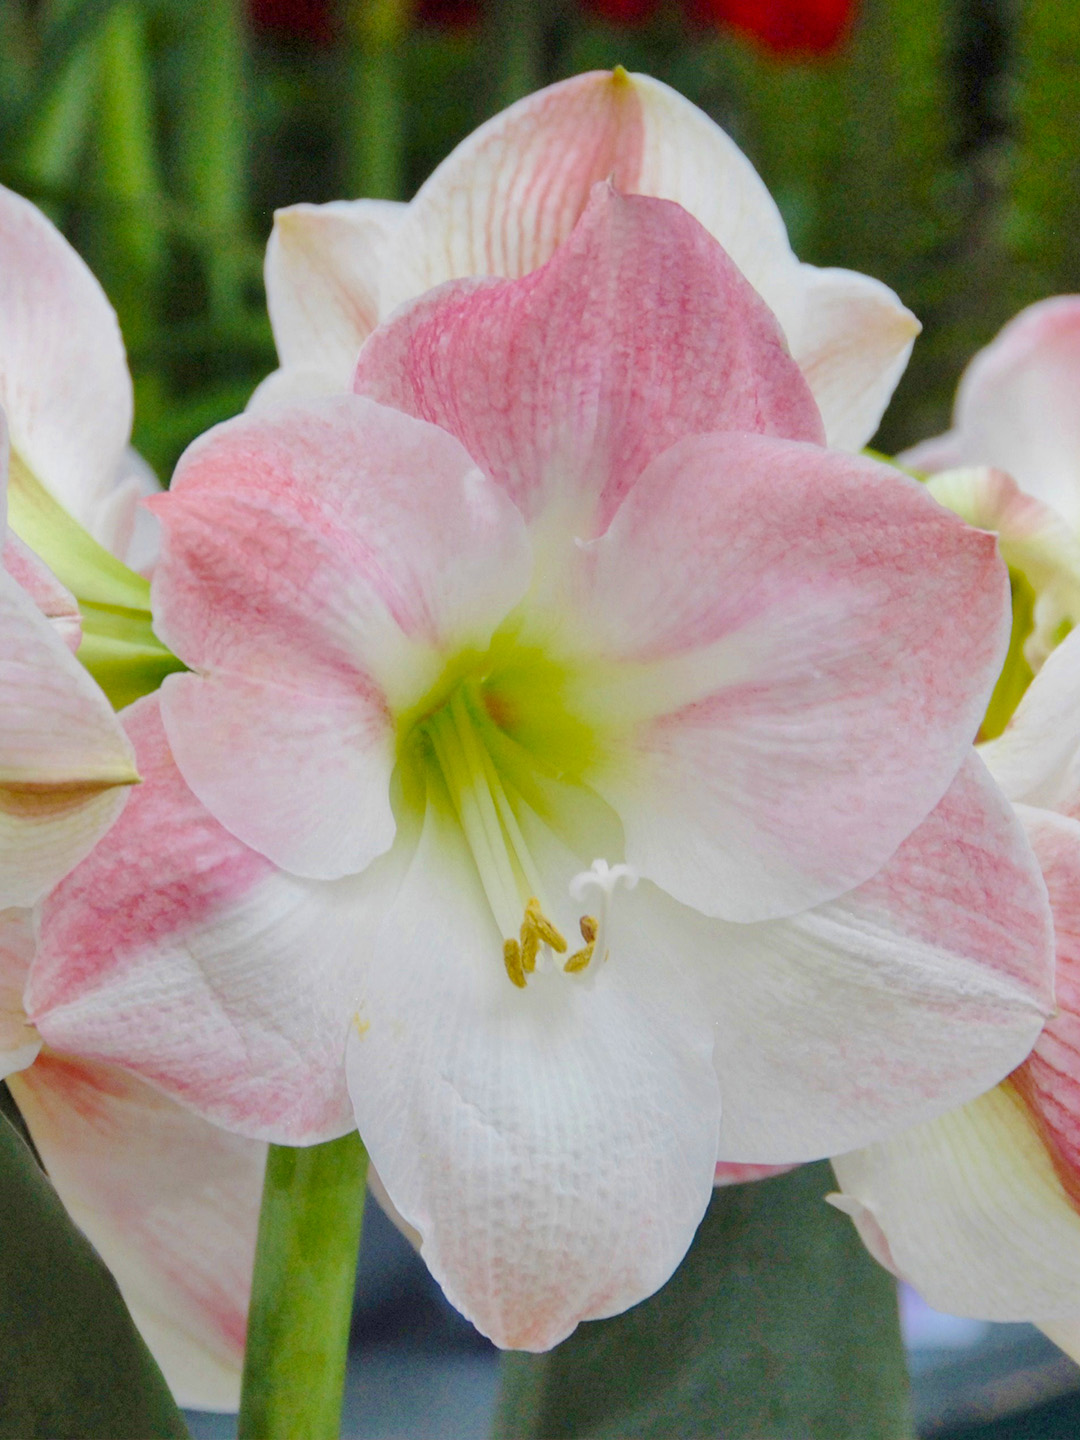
693, 0, 854, 53
247, 0, 336, 43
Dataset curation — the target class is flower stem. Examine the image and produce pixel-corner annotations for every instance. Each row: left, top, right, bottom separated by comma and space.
237, 1133, 369, 1440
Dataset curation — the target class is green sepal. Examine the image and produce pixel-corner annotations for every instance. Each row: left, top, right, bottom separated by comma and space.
7, 454, 184, 708
0, 1105, 190, 1440
492, 1162, 914, 1440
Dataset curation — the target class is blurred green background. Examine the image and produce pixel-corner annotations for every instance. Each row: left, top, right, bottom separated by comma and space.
1, 0, 1077, 482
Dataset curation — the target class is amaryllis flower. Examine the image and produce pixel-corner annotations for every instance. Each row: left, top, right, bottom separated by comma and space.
1, 906, 265, 1410
903, 299, 1080, 673
257, 69, 917, 453
0, 184, 157, 569
832, 626, 1080, 1364
28, 189, 1053, 1349
0, 411, 137, 908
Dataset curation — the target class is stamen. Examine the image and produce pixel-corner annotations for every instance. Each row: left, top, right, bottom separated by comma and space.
524, 897, 567, 953
504, 938, 527, 989
564, 916, 597, 974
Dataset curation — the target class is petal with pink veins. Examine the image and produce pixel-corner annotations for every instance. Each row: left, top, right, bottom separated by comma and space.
2, 530, 81, 650
355, 185, 823, 546
151, 395, 530, 879
8, 1054, 264, 1411
28, 696, 389, 1143
635, 754, 1051, 1163
556, 433, 1009, 920
346, 796, 721, 1352
0, 564, 136, 909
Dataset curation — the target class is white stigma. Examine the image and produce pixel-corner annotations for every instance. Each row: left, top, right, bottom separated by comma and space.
567, 859, 638, 972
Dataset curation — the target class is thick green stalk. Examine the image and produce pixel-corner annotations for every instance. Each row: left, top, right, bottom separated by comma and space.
237, 1133, 369, 1440
493, 1162, 914, 1439
346, 0, 411, 201
176, 0, 248, 317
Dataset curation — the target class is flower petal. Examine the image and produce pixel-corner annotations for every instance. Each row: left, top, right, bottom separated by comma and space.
0, 907, 39, 1079
260, 199, 406, 397
0, 183, 132, 540
8, 1054, 264, 1410
356, 184, 823, 542
787, 266, 919, 451
151, 395, 529, 879
562, 432, 1008, 920
0, 564, 136, 909
627, 754, 1052, 1162
831, 1083, 1080, 1322
346, 797, 720, 1351
2, 530, 81, 650
916, 297, 1080, 529
980, 627, 1080, 812
28, 695, 380, 1142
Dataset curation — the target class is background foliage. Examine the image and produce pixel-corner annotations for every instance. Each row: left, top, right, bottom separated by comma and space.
1, 0, 1078, 485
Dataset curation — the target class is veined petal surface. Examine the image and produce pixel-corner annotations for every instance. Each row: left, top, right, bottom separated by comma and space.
2, 530, 81, 650
151, 395, 530, 879
346, 798, 720, 1351
560, 433, 1010, 920
9, 1054, 264, 1411
28, 696, 383, 1143
0, 906, 39, 1078
356, 185, 822, 543
638, 755, 1051, 1162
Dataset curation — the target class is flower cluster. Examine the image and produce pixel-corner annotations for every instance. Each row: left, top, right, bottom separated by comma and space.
3, 65, 1080, 1412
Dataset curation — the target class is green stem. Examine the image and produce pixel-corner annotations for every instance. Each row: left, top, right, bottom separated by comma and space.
237, 1133, 369, 1440
346, 0, 412, 201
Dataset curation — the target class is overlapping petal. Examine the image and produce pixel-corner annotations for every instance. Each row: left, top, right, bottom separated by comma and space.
979, 626, 1080, 813
555, 433, 1009, 920
151, 395, 530, 878
356, 185, 822, 543
2, 530, 81, 650
346, 797, 721, 1351
8, 1054, 265, 1410
0, 183, 133, 545
0, 906, 39, 1078
624, 755, 1052, 1163
28, 696, 376, 1142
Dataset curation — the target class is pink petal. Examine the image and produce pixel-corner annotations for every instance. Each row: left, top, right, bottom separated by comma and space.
713, 1162, 795, 1187
563, 432, 1009, 920
355, 185, 823, 539
9, 1054, 264, 1410
0, 565, 136, 909
28, 695, 375, 1142
151, 395, 529, 879
2, 530, 81, 650
0, 906, 39, 1078
261, 199, 405, 396
346, 797, 721, 1351
0, 184, 132, 540
634, 753, 1053, 1162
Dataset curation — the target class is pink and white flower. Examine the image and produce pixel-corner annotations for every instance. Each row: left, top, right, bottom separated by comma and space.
832, 625, 1080, 1364
28, 188, 1053, 1350
0, 183, 158, 568
903, 298, 1080, 672
256, 69, 918, 452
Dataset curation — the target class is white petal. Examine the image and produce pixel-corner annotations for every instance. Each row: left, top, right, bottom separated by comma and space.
0, 906, 39, 1079
9, 1055, 264, 1410
980, 626, 1080, 811
346, 797, 720, 1351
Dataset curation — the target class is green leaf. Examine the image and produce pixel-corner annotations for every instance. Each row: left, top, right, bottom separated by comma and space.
0, 1107, 190, 1440
491, 1162, 915, 1440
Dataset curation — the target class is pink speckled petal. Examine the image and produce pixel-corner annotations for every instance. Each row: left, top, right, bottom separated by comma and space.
632, 754, 1052, 1162
561, 433, 1009, 921
2, 530, 80, 649
356, 185, 822, 543
151, 395, 529, 879
27, 696, 391, 1143
9, 1055, 264, 1410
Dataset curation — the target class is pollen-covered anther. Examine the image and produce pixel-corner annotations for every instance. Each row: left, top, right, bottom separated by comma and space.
503, 937, 526, 989
525, 898, 567, 953
564, 915, 598, 974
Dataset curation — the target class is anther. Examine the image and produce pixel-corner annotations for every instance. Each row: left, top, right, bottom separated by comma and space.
525, 897, 567, 953
564, 943, 594, 974
520, 923, 539, 974
503, 938, 526, 989
579, 915, 597, 944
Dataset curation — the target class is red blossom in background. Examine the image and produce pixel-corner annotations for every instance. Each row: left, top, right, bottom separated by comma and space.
247, 0, 337, 43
